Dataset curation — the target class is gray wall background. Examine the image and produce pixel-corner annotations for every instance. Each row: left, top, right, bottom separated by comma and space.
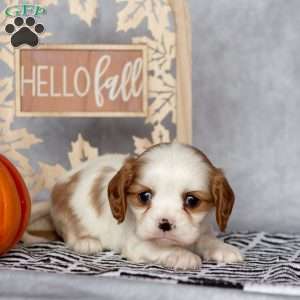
190, 0, 300, 233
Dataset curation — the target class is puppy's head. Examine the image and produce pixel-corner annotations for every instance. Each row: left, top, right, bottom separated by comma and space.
108, 143, 234, 246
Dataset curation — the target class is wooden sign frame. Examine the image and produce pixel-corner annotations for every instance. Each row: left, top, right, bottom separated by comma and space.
15, 44, 148, 118
0, 0, 194, 206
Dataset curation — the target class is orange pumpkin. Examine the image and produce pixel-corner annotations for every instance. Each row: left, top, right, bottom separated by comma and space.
0, 155, 31, 254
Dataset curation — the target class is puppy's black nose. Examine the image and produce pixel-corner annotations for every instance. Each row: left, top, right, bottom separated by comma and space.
158, 219, 172, 232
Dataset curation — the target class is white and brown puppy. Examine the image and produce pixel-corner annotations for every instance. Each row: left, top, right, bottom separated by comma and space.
50, 143, 242, 269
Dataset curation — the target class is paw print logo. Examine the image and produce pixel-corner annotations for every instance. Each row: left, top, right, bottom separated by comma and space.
5, 17, 44, 47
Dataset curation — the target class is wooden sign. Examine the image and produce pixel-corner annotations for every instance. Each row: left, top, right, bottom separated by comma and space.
15, 45, 148, 117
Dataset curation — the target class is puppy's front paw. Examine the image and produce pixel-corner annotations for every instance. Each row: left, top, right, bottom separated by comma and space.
68, 236, 103, 254
202, 243, 243, 263
160, 249, 202, 270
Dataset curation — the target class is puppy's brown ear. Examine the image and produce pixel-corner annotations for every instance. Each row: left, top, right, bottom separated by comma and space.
107, 158, 136, 223
211, 170, 235, 232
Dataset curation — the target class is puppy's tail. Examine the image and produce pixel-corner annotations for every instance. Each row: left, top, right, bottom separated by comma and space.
22, 201, 54, 244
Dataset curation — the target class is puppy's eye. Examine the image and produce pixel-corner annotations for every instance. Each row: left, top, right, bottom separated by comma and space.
138, 191, 152, 204
184, 195, 200, 208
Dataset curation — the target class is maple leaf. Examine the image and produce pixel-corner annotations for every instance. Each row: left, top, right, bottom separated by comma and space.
0, 80, 43, 198
0, 128, 43, 174
147, 94, 176, 125
38, 162, 66, 190
0, 101, 14, 130
0, 11, 14, 69
4, 128, 42, 150
0, 25, 14, 71
68, 0, 98, 26
151, 123, 170, 144
133, 32, 175, 76
0, 77, 13, 104
0, 47, 14, 70
117, 0, 146, 32
26, 173, 45, 199
133, 124, 170, 155
133, 136, 152, 155
146, 74, 176, 124
68, 134, 99, 168
117, 0, 171, 40
145, 0, 171, 40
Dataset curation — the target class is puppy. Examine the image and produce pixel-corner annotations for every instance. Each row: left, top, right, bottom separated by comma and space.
50, 143, 242, 269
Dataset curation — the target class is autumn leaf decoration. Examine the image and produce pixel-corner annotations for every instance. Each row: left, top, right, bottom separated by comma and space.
68, 134, 99, 168
68, 0, 98, 26
0, 0, 176, 198
117, 0, 176, 153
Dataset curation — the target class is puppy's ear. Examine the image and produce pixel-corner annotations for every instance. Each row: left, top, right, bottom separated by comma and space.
211, 170, 235, 232
107, 158, 137, 223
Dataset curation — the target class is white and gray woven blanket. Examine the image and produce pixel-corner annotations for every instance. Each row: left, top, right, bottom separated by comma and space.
1, 232, 300, 296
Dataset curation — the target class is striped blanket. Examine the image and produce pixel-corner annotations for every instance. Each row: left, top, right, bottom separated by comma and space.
1, 232, 300, 297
